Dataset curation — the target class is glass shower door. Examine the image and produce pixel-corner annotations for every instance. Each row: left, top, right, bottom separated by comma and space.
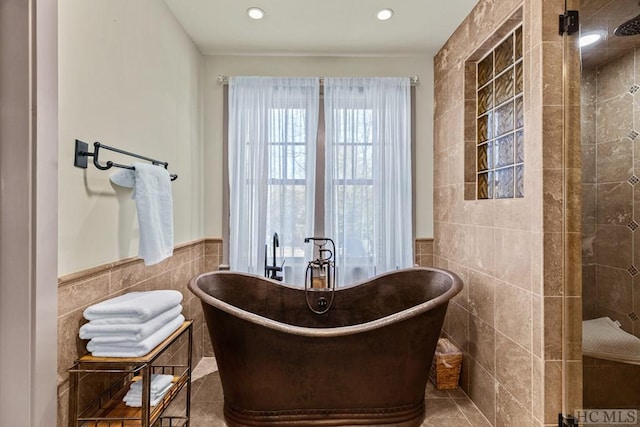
560, 0, 583, 424
576, 0, 640, 425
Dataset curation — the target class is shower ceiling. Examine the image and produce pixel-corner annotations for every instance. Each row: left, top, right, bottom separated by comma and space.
581, 0, 640, 69
163, 0, 479, 55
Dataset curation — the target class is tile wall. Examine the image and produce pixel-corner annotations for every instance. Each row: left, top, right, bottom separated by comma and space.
56, 238, 222, 427
581, 49, 640, 409
415, 238, 435, 267
581, 50, 640, 336
434, 0, 582, 426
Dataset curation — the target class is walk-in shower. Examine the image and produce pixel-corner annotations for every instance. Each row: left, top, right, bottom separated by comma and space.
579, 0, 640, 416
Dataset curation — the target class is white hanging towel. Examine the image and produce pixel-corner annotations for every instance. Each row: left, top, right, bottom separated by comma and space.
132, 162, 174, 265
109, 162, 174, 266
583, 317, 640, 365
83, 290, 183, 323
109, 168, 135, 188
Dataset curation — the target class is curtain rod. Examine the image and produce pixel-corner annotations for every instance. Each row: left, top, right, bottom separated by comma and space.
216, 75, 420, 86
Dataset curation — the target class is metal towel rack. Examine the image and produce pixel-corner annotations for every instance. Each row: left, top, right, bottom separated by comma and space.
73, 139, 178, 181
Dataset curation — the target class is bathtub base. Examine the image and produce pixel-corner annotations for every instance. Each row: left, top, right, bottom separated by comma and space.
224, 400, 425, 427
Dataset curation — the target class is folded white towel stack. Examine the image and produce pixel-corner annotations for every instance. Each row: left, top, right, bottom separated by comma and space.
80, 290, 185, 358
80, 305, 183, 341
123, 374, 174, 407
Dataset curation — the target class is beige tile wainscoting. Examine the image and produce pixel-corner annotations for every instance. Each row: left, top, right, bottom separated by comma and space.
415, 238, 435, 267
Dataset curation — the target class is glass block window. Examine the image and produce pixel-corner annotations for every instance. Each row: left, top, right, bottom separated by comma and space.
476, 25, 524, 199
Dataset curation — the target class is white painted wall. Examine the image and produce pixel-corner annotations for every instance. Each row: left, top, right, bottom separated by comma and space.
58, 0, 205, 275
203, 55, 434, 239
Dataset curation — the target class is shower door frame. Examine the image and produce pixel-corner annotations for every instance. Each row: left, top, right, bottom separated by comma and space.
560, 0, 584, 425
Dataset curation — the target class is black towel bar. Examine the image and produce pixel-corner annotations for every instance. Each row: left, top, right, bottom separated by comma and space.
73, 140, 178, 181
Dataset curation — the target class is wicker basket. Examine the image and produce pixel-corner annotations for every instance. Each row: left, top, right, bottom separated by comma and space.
429, 338, 462, 390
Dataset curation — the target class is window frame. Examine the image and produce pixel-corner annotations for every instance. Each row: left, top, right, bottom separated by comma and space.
463, 10, 524, 201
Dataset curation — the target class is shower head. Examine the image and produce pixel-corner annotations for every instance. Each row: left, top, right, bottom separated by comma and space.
614, 13, 640, 36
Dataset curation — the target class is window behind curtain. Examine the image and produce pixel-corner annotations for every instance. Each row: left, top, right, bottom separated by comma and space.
228, 77, 319, 280
266, 107, 312, 283
324, 77, 414, 286
228, 77, 413, 287
331, 107, 374, 258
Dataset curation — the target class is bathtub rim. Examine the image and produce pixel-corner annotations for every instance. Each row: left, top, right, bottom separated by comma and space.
188, 266, 462, 338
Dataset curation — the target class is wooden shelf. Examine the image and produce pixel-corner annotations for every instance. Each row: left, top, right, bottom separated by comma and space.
69, 320, 193, 427
77, 374, 188, 427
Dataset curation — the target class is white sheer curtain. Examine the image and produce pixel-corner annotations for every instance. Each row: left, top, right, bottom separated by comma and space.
324, 77, 413, 286
228, 77, 319, 281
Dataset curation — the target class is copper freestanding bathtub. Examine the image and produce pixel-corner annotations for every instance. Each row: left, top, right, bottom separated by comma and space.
188, 267, 463, 427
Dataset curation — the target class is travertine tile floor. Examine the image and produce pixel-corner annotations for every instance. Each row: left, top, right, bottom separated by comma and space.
186, 358, 492, 427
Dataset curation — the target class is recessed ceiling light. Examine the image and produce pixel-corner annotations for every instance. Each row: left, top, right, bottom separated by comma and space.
579, 33, 602, 47
247, 7, 265, 20
377, 8, 394, 21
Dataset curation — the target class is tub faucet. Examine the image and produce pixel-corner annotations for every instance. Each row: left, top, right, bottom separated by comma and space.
265, 232, 283, 281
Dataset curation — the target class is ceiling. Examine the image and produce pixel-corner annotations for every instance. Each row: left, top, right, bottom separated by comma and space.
580, 0, 640, 69
164, 0, 480, 56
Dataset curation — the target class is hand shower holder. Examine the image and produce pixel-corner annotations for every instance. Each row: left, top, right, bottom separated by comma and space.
303, 237, 336, 314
